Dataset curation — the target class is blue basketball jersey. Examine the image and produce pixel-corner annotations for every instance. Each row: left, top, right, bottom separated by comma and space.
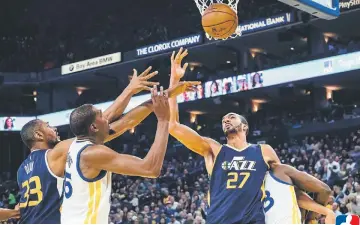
17, 149, 63, 224
206, 144, 268, 224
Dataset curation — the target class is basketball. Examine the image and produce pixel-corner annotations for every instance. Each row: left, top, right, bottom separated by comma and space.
201, 3, 238, 39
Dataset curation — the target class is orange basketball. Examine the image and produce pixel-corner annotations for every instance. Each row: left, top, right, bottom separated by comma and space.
201, 3, 238, 39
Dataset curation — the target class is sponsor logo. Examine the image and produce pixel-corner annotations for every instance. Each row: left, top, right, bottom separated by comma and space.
336, 215, 359, 225
61, 52, 121, 75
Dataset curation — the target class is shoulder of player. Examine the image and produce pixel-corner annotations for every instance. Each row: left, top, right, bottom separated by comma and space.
47, 138, 75, 159
260, 144, 280, 166
49, 138, 75, 153
81, 144, 115, 162
260, 144, 276, 157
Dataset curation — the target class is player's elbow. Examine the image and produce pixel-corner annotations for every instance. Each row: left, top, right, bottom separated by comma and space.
142, 162, 161, 178
149, 169, 161, 178
322, 184, 332, 196
143, 167, 161, 178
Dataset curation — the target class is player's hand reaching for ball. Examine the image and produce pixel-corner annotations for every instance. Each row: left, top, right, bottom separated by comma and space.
152, 86, 170, 122
128, 66, 159, 94
168, 81, 201, 98
171, 47, 189, 81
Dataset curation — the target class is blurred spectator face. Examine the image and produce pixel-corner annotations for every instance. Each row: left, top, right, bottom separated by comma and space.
320, 216, 326, 224
114, 214, 122, 222
143, 217, 149, 224
144, 205, 150, 213
355, 184, 360, 193
194, 216, 202, 224
346, 182, 352, 190
160, 218, 166, 224
127, 212, 133, 221
333, 186, 341, 194
332, 202, 338, 211
150, 202, 155, 208
187, 213, 193, 220
123, 207, 128, 213
180, 211, 186, 219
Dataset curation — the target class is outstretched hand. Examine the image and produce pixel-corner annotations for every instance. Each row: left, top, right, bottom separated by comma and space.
168, 81, 201, 98
128, 66, 159, 94
171, 47, 189, 80
152, 86, 170, 122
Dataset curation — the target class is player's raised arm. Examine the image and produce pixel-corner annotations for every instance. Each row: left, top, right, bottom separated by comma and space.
295, 190, 335, 224
168, 48, 218, 157
103, 66, 159, 123
278, 163, 331, 205
106, 81, 200, 142
0, 207, 19, 221
82, 86, 170, 178
47, 81, 198, 176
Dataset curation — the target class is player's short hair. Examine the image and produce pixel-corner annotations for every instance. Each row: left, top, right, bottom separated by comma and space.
69, 104, 96, 136
238, 114, 249, 135
20, 119, 42, 149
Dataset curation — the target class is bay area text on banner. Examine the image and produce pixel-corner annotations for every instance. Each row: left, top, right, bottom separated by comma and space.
239, 12, 294, 35
61, 52, 121, 75
136, 34, 203, 57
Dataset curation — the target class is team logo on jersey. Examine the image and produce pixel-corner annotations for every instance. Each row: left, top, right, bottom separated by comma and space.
66, 153, 73, 168
221, 156, 256, 171
336, 215, 359, 225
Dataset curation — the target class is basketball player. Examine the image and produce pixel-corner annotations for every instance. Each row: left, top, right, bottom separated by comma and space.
168, 48, 280, 223
0, 207, 19, 221
60, 86, 172, 224
264, 163, 335, 224
17, 68, 198, 224
16, 67, 160, 223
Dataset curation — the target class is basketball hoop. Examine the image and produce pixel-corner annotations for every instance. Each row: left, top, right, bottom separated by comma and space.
193, 0, 241, 40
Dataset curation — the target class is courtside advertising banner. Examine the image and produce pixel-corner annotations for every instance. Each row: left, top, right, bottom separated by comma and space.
61, 52, 122, 75
339, 0, 360, 10
136, 34, 203, 57
2, 50, 360, 131
178, 50, 360, 103
239, 12, 294, 35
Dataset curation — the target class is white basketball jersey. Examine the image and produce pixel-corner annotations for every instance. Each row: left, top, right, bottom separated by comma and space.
61, 140, 112, 224
264, 172, 301, 224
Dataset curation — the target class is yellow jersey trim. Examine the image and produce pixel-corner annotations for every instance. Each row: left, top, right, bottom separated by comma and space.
85, 181, 102, 224
260, 144, 270, 169
290, 186, 301, 224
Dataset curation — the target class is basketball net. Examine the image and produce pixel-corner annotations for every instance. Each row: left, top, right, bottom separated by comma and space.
193, 0, 242, 40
